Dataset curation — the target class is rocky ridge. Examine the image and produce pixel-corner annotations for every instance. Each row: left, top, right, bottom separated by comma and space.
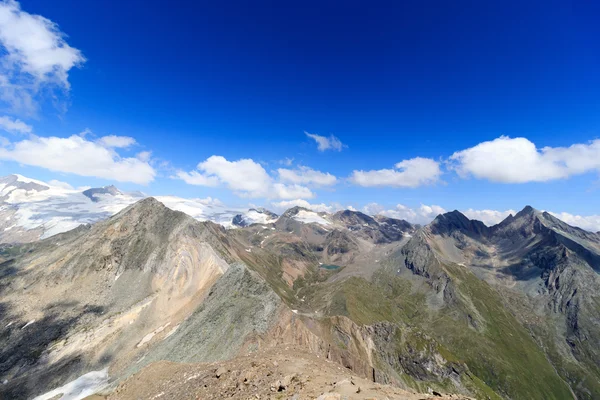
1, 196, 599, 399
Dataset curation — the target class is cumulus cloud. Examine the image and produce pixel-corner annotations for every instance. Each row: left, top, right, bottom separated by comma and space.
136, 151, 152, 162
175, 170, 220, 187
362, 203, 447, 225
548, 212, 600, 233
363, 203, 514, 226
271, 199, 336, 213
174, 155, 315, 199
0, 115, 31, 133
450, 136, 600, 183
350, 157, 441, 188
47, 179, 73, 189
305, 131, 344, 152
461, 208, 517, 226
277, 166, 337, 186
0, 0, 85, 113
97, 135, 136, 148
0, 134, 156, 184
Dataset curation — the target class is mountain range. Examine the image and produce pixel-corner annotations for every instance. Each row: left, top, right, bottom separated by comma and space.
0, 175, 599, 399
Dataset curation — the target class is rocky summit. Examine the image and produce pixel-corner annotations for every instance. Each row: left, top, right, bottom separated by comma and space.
1, 192, 599, 399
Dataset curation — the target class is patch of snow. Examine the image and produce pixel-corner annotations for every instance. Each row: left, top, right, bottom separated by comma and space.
245, 248, 252, 253
242, 209, 277, 225
22, 319, 35, 329
0, 174, 251, 241
291, 310, 298, 314
293, 210, 331, 226
185, 373, 201, 382
5, 321, 13, 328
32, 368, 109, 400
164, 324, 180, 340
137, 323, 171, 348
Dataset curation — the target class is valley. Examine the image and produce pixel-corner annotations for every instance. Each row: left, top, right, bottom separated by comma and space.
0, 176, 599, 399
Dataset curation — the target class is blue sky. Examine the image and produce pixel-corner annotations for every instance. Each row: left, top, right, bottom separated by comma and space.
0, 0, 599, 227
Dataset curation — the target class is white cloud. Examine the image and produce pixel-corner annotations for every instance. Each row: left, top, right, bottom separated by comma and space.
548, 212, 600, 233
363, 203, 447, 225
97, 135, 136, 148
450, 136, 600, 183
350, 157, 441, 188
279, 157, 294, 166
136, 151, 152, 162
174, 155, 315, 199
305, 131, 344, 152
462, 208, 517, 226
0, 134, 156, 184
277, 165, 337, 186
47, 179, 73, 189
271, 199, 336, 213
363, 203, 600, 231
175, 170, 220, 187
272, 183, 314, 199
0, 0, 85, 113
0, 115, 31, 133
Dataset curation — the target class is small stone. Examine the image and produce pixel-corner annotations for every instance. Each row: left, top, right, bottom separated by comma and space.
356, 386, 361, 393
215, 367, 227, 378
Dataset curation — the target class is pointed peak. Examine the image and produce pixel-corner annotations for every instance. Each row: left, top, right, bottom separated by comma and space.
433, 210, 469, 224
430, 210, 488, 236
515, 205, 537, 217
128, 196, 165, 210
281, 206, 310, 217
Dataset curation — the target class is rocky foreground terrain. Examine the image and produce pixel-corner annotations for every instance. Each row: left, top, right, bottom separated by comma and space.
102, 346, 469, 400
0, 183, 599, 399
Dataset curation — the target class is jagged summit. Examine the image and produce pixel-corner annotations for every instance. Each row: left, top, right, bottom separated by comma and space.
231, 207, 278, 227
116, 196, 171, 216
429, 209, 488, 236
514, 204, 538, 218
333, 209, 378, 227
280, 205, 309, 218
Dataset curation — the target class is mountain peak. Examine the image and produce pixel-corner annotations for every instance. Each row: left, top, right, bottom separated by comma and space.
430, 210, 489, 236
0, 174, 49, 193
516, 205, 537, 217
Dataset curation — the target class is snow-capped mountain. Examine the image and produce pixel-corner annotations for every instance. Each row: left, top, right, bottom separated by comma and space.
0, 174, 247, 243
0, 174, 417, 245
231, 208, 279, 227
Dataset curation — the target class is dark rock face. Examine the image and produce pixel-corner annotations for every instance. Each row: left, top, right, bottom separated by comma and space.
398, 205, 600, 398
370, 322, 467, 386
83, 185, 122, 202
232, 214, 246, 227
333, 210, 415, 244
430, 210, 489, 237
324, 230, 358, 257
232, 208, 279, 227
333, 210, 379, 228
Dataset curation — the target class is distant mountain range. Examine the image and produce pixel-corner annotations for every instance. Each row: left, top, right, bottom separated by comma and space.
0, 174, 248, 243
1, 175, 600, 399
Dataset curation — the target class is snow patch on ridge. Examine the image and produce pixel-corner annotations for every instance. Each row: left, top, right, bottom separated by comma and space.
293, 209, 331, 226
32, 368, 109, 400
